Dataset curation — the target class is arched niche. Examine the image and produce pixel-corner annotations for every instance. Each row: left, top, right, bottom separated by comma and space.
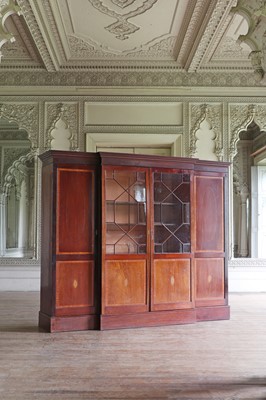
0, 116, 38, 259
230, 105, 266, 258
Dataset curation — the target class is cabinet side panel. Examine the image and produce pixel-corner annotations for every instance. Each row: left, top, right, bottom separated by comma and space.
195, 258, 225, 305
57, 169, 93, 254
152, 259, 192, 311
103, 260, 147, 314
195, 176, 224, 252
55, 260, 95, 316
40, 163, 53, 316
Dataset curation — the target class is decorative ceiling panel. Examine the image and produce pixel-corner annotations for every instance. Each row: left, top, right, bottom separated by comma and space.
56, 0, 190, 61
0, 0, 261, 86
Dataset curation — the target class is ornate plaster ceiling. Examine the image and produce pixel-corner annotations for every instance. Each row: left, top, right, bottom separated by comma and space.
0, 0, 265, 87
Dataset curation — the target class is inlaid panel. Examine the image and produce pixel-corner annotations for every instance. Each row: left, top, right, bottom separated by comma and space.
195, 258, 224, 302
152, 259, 191, 310
56, 261, 95, 314
104, 260, 147, 310
195, 176, 224, 252
56, 168, 94, 254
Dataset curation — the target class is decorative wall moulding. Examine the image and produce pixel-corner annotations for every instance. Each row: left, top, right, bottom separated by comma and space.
189, 103, 223, 160
229, 258, 266, 267
229, 103, 266, 160
0, 70, 260, 87
45, 102, 79, 151
0, 102, 39, 148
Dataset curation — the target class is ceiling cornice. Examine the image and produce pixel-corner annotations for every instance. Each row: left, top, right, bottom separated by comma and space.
185, 0, 238, 72
1, 84, 266, 98
0, 68, 259, 88
16, 0, 59, 71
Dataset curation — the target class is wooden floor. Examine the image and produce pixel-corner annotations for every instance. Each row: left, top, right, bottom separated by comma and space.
0, 293, 266, 400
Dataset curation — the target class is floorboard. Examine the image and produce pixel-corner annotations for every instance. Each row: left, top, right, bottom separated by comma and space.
0, 292, 266, 400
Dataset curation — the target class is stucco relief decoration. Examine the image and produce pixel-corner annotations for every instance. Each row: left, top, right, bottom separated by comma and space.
207, 105, 224, 161
252, 104, 266, 131
0, 103, 38, 149
229, 104, 255, 160
88, 0, 158, 40
69, 34, 176, 60
189, 104, 207, 157
0, 0, 21, 61
45, 103, 79, 151
189, 104, 223, 160
3, 150, 36, 197
233, 0, 266, 82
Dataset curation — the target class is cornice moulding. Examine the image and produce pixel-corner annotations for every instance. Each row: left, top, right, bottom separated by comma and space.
2, 85, 266, 97
0, 70, 259, 88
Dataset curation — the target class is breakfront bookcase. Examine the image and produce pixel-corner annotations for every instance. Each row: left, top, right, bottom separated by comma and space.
39, 150, 230, 332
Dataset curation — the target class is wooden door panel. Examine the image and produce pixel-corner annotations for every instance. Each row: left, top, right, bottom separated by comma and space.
152, 259, 192, 311
104, 260, 148, 314
195, 258, 225, 306
56, 168, 94, 254
55, 260, 95, 316
195, 176, 224, 253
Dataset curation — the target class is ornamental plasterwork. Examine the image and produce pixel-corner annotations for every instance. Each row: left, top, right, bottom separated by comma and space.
128, 37, 176, 60
186, 0, 238, 71
189, 103, 223, 160
68, 35, 176, 60
0, 103, 38, 148
229, 104, 255, 160
177, 0, 210, 66
0, 70, 259, 87
0, 130, 28, 140
229, 103, 266, 160
233, 140, 252, 200
111, 0, 135, 8
229, 258, 266, 267
212, 36, 250, 60
233, 0, 266, 81
2, 149, 36, 196
88, 0, 158, 40
252, 104, 266, 131
45, 103, 79, 151
2, 13, 41, 64
1, 35, 28, 58
2, 147, 29, 185
16, 0, 57, 71
68, 36, 108, 59
0, 0, 21, 61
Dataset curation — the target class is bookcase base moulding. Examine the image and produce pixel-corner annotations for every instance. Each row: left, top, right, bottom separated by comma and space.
38, 151, 230, 332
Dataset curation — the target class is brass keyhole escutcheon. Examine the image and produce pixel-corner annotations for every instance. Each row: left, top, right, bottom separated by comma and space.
170, 276, 175, 286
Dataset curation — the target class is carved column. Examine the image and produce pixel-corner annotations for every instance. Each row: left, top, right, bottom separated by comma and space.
0, 193, 6, 256
238, 187, 249, 257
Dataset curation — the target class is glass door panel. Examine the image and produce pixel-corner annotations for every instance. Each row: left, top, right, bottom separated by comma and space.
105, 169, 147, 254
153, 172, 191, 253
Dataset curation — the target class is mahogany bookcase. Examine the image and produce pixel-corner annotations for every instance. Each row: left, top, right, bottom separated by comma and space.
38, 151, 230, 332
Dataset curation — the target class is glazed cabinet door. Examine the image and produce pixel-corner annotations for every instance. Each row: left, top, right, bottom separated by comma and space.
151, 170, 194, 311
54, 166, 96, 318
194, 173, 227, 307
102, 166, 150, 315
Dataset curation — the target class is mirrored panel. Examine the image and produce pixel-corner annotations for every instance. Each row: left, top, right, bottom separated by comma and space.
0, 118, 36, 258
